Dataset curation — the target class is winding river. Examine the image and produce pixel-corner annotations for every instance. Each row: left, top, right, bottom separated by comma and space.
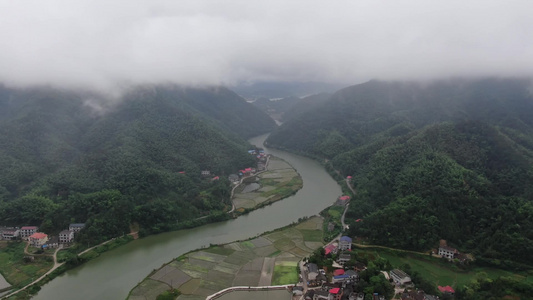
33, 133, 342, 300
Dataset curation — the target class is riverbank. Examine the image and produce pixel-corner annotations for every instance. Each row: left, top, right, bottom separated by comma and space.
29, 133, 342, 300
127, 216, 324, 300
1, 236, 133, 300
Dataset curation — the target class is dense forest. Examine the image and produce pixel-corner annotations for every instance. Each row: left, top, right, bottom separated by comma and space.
267, 78, 533, 266
0, 84, 276, 243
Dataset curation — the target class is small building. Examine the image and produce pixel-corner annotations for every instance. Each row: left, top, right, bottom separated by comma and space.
333, 269, 345, 276
2, 228, 20, 240
307, 263, 319, 281
20, 226, 38, 239
29, 232, 48, 247
45, 236, 60, 249
325, 244, 338, 255
59, 230, 74, 243
345, 270, 359, 282
333, 274, 350, 283
338, 253, 351, 264
69, 223, 85, 233
201, 170, 211, 177
329, 287, 342, 300
327, 222, 335, 232
438, 245, 458, 260
390, 269, 412, 285
313, 290, 330, 300
228, 174, 239, 182
438, 285, 455, 295
339, 236, 352, 251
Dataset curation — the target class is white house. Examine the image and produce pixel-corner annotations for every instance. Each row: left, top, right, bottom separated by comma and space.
20, 226, 38, 239
438, 245, 458, 260
339, 236, 352, 251
59, 230, 74, 243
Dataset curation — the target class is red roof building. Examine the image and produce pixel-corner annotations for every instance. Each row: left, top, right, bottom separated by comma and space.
339, 195, 350, 201
325, 244, 337, 255
329, 288, 340, 294
438, 285, 455, 294
333, 269, 345, 276
29, 232, 48, 247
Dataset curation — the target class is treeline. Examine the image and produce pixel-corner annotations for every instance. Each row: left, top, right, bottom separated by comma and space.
0, 84, 275, 244
267, 78, 533, 265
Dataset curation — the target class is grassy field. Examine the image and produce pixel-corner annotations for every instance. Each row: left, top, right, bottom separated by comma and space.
356, 246, 533, 288
0, 241, 53, 288
128, 217, 324, 300
271, 264, 298, 285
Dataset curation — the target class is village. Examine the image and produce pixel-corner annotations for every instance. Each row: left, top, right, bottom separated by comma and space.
296, 232, 461, 300
0, 223, 85, 249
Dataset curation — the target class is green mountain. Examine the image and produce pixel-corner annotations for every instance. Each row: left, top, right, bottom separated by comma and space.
267, 78, 533, 265
0, 84, 276, 242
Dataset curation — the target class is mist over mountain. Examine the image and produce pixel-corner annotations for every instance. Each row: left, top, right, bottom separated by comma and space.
267, 78, 533, 265
0, 84, 275, 240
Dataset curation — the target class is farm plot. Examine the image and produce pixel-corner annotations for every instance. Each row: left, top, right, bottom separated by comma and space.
129, 216, 324, 300
232, 156, 302, 209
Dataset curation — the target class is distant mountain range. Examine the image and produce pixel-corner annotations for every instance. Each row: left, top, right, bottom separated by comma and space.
0, 84, 276, 241
267, 78, 533, 266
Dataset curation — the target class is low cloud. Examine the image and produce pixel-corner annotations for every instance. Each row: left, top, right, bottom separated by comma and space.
1, 0, 532, 91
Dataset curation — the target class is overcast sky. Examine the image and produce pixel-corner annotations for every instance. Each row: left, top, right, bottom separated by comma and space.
1, 0, 532, 91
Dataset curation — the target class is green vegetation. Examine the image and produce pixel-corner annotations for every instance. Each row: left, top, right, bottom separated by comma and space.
0, 85, 275, 247
156, 289, 181, 300
0, 241, 52, 289
267, 78, 533, 266
128, 216, 323, 299
271, 264, 299, 285
355, 247, 532, 289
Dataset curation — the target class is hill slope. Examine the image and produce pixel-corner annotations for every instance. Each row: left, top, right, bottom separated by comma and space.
0, 84, 276, 242
267, 78, 533, 265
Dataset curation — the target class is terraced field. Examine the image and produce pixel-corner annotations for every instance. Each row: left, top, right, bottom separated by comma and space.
128, 217, 324, 300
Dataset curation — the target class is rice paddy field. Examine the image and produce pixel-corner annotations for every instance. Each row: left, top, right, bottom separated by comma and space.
127, 216, 324, 300
232, 157, 302, 210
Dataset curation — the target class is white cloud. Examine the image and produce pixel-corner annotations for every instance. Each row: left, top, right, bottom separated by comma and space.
0, 0, 532, 90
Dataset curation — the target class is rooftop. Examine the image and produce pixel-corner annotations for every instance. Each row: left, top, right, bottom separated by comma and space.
69, 223, 85, 227
21, 226, 38, 230
29, 232, 47, 239
390, 269, 410, 279
340, 236, 352, 242
438, 285, 455, 293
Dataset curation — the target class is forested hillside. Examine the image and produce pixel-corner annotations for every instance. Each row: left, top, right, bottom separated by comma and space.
267, 78, 533, 265
0, 84, 276, 243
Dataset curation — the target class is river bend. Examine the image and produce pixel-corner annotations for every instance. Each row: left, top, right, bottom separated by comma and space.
33, 133, 342, 300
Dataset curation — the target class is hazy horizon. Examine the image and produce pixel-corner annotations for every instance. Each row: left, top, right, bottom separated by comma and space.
1, 1, 533, 92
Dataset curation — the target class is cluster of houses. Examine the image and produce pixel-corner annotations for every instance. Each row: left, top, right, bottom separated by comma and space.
300, 236, 453, 300
0, 223, 85, 249
227, 148, 269, 184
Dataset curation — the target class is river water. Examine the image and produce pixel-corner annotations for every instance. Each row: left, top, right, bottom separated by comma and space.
33, 133, 342, 300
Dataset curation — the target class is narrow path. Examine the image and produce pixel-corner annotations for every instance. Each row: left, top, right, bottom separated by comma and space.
78, 238, 115, 256
228, 154, 271, 214
1, 246, 64, 300
353, 242, 438, 257
345, 178, 356, 196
